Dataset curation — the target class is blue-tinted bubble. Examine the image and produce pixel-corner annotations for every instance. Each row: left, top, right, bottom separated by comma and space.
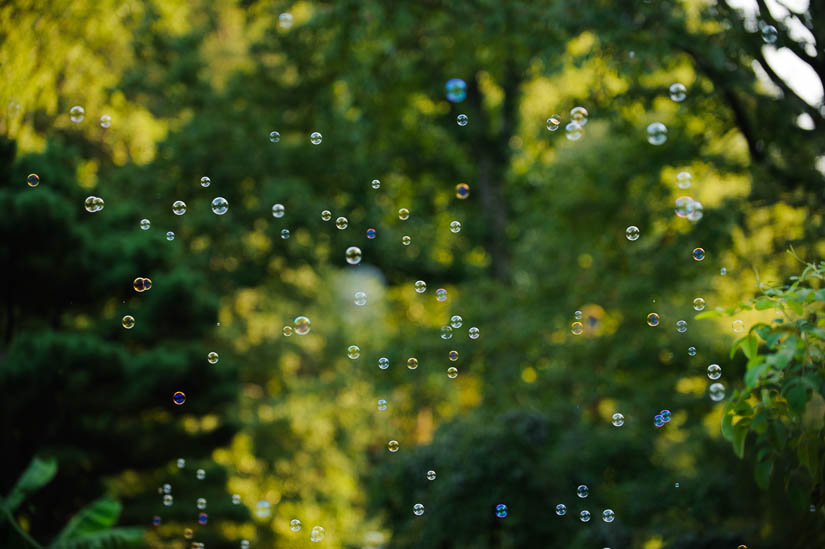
693, 248, 705, 261
602, 509, 615, 523
173, 391, 186, 405
378, 357, 389, 369
445, 78, 467, 102
449, 350, 458, 361
647, 122, 667, 145
436, 288, 447, 302
555, 504, 566, 516
676, 320, 687, 333
281, 229, 290, 239
166, 231, 175, 241
654, 414, 665, 427
456, 114, 469, 127
455, 183, 470, 199
198, 513, 208, 524
211, 197, 229, 215
256, 500, 271, 519
495, 504, 508, 518
660, 409, 672, 422
577, 485, 589, 498
377, 399, 387, 411
579, 510, 591, 522
152, 515, 161, 526
688, 346, 696, 357
647, 313, 660, 327
450, 315, 463, 328
366, 228, 377, 239
413, 503, 424, 516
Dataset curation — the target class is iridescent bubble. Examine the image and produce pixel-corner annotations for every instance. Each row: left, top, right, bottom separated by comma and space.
693, 248, 705, 261
693, 297, 705, 311
310, 131, 322, 145
401, 235, 411, 246
269, 131, 280, 143
455, 183, 470, 199
173, 391, 186, 405
184, 528, 193, 539
611, 412, 624, 427
654, 414, 665, 427
555, 504, 567, 516
196, 468, 205, 480
256, 500, 271, 519
546, 115, 561, 131
469, 327, 480, 339
677, 171, 692, 189
415, 280, 427, 293
387, 440, 400, 452
626, 226, 640, 241
197, 498, 207, 510
166, 231, 175, 241
647, 313, 660, 327
347, 345, 361, 359
441, 326, 453, 340
761, 24, 778, 44
163, 483, 172, 494
407, 357, 418, 370
177, 458, 185, 468
378, 357, 389, 370
336, 216, 348, 229
733, 319, 744, 333
290, 519, 302, 532
445, 78, 467, 102
709, 382, 726, 401
321, 210, 332, 221
602, 509, 615, 523
570, 106, 589, 124
571, 321, 584, 335
69, 105, 85, 123
413, 503, 425, 516
122, 315, 135, 329
427, 470, 436, 481
211, 197, 229, 215
200, 176, 211, 187
675, 196, 695, 218
450, 315, 463, 328
207, 352, 219, 365
354, 291, 367, 306
398, 208, 410, 220
676, 320, 687, 333
450, 220, 462, 233
580, 510, 591, 522
377, 399, 388, 411
669, 83, 687, 102
152, 516, 161, 526
99, 114, 112, 128
436, 288, 447, 302
647, 122, 667, 145
577, 485, 589, 498
310, 526, 325, 542
272, 203, 285, 218
294, 315, 311, 335
565, 121, 583, 141
371, 179, 380, 189
132, 277, 152, 292
447, 367, 458, 379
707, 364, 722, 380
140, 218, 151, 230
281, 229, 290, 239
232, 494, 241, 504
283, 326, 293, 336
172, 200, 187, 215
346, 246, 362, 265
660, 409, 672, 422
278, 12, 293, 29
366, 228, 377, 239
163, 494, 173, 506
456, 114, 469, 126
688, 346, 696, 357
449, 350, 458, 361
687, 201, 704, 221
495, 504, 508, 518
27, 173, 39, 187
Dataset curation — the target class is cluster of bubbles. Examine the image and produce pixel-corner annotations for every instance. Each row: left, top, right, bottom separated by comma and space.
133, 277, 152, 292
653, 409, 672, 428
84, 196, 105, 212
675, 196, 704, 222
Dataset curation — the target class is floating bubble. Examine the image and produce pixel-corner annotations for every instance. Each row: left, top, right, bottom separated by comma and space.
687, 201, 704, 221
580, 510, 591, 522
574, 310, 583, 320
455, 183, 470, 199
197, 498, 207, 510
495, 504, 508, 518
441, 326, 453, 340
693, 297, 705, 311
577, 485, 589, 498
366, 228, 377, 239
447, 367, 458, 379
345, 246, 362, 265
413, 503, 425, 516
456, 114, 469, 126
660, 409, 672, 422
281, 229, 290, 239
450, 315, 463, 328
166, 231, 175, 241
321, 210, 332, 221
163, 494, 173, 506
647, 122, 667, 145
310, 526, 325, 542
232, 494, 241, 504
565, 121, 582, 141
570, 106, 589, 124
163, 483, 172, 494
427, 470, 436, 481
310, 131, 323, 145
733, 319, 744, 333
177, 458, 185, 468
387, 440, 399, 452
707, 364, 722, 380
415, 280, 427, 293
398, 208, 410, 220
152, 516, 161, 526
449, 350, 458, 361
133, 277, 152, 292
625, 226, 640, 241
555, 504, 567, 516
121, 315, 135, 329
27, 173, 39, 187
445, 78, 467, 102
172, 200, 187, 216
370, 179, 380, 189
184, 528, 193, 539
546, 115, 561, 131
401, 235, 411, 246
675, 196, 695, 218
602, 509, 615, 523
336, 216, 348, 229
761, 24, 778, 44
676, 320, 687, 333
407, 357, 418, 370
207, 352, 219, 365
677, 171, 692, 189
99, 114, 112, 128
241, 541, 250, 549
200, 176, 211, 187
377, 399, 388, 411
256, 500, 271, 519
283, 326, 293, 336
469, 327, 480, 339
654, 414, 665, 427
69, 105, 85, 123
279, 12, 293, 28
709, 382, 726, 401
646, 313, 660, 327
571, 321, 584, 335
211, 197, 229, 215
450, 220, 462, 233
612, 413, 624, 427
378, 357, 389, 370
669, 83, 687, 102
196, 468, 205, 480
692, 248, 705, 261
290, 519, 302, 532
272, 203, 285, 218
269, 131, 280, 143
347, 345, 361, 359
720, 267, 727, 276
436, 288, 447, 302
294, 316, 311, 335
140, 218, 151, 230
354, 291, 367, 306
688, 346, 697, 357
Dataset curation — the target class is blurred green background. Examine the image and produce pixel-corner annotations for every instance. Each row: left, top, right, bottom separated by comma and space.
1, 0, 824, 547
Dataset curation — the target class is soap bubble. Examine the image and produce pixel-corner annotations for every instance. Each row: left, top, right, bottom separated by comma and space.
197, 498, 207, 510
294, 316, 311, 335
660, 409, 671, 422
688, 346, 696, 356
570, 106, 589, 124
447, 367, 458, 378
626, 226, 640, 241
241, 541, 250, 549
99, 114, 112, 128
336, 216, 348, 229
413, 503, 425, 516
647, 122, 667, 145
211, 197, 229, 215
455, 183, 470, 199
152, 516, 161, 526
675, 196, 695, 217
256, 500, 271, 519
172, 201, 187, 215
449, 350, 459, 361
555, 504, 567, 516
469, 327, 480, 339
693, 297, 705, 311
427, 470, 436, 481
387, 440, 400, 452
647, 313, 660, 327
371, 179, 380, 189
378, 357, 389, 370
692, 248, 705, 261
377, 399, 387, 411
140, 218, 151, 230
69, 105, 85, 123
310, 526, 325, 542
456, 114, 469, 126
279, 12, 293, 28
436, 288, 447, 302
269, 131, 280, 143
709, 382, 726, 401
163, 494, 173, 506
669, 82, 687, 102
546, 115, 561, 131
162, 483, 171, 494
407, 357, 418, 369
654, 414, 665, 427
565, 121, 583, 141
401, 235, 411, 246
177, 458, 185, 468
184, 528, 193, 539
450, 315, 463, 328
450, 220, 462, 233
321, 210, 332, 221
283, 326, 293, 336
398, 208, 410, 220
272, 203, 285, 218
571, 322, 584, 335
166, 231, 175, 241
310, 131, 322, 145
366, 228, 377, 239
232, 494, 241, 504
354, 291, 367, 306
207, 352, 219, 364
495, 504, 508, 518
611, 413, 624, 427
27, 173, 39, 187
602, 509, 615, 523
122, 315, 135, 329
720, 267, 727, 276
580, 510, 591, 522
577, 485, 589, 498
445, 78, 467, 102
290, 518, 302, 532
133, 277, 152, 292
687, 201, 704, 221
347, 345, 361, 359
707, 364, 722, 380
281, 229, 290, 239
677, 171, 692, 189
733, 319, 744, 333
415, 280, 427, 293
676, 320, 687, 333
441, 326, 453, 339
196, 469, 205, 480
574, 311, 583, 320
200, 176, 211, 187
173, 391, 186, 405
345, 246, 362, 265
761, 24, 778, 44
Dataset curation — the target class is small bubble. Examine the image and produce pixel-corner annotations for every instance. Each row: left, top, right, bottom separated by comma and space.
173, 391, 186, 405
565, 121, 583, 141
283, 326, 293, 336
272, 203, 285, 218
321, 210, 332, 221
200, 176, 211, 187
387, 440, 400, 452
99, 114, 112, 128
163, 483, 172, 494
450, 220, 462, 233
310, 131, 322, 145
366, 228, 377, 239
197, 498, 207, 510
370, 179, 381, 189
677, 171, 692, 189
546, 115, 561, 131
140, 218, 151, 230
445, 78, 467, 102
450, 315, 463, 328
469, 327, 480, 339
449, 350, 459, 361
401, 235, 411, 246
281, 229, 290, 239
570, 106, 589, 123
447, 367, 458, 379
336, 216, 348, 229
577, 485, 589, 498
647, 122, 667, 145
692, 247, 705, 261
495, 504, 508, 518
377, 399, 388, 411
290, 518, 302, 532
654, 414, 665, 427
455, 183, 470, 199
172, 200, 187, 215
709, 382, 726, 401
211, 197, 229, 215
456, 114, 469, 126
184, 528, 193, 539
413, 503, 425, 516
378, 357, 389, 370
132, 277, 152, 292
415, 280, 427, 293
152, 516, 161, 526
310, 526, 325, 542
436, 288, 447, 302
611, 413, 624, 427
732, 319, 744, 333
427, 470, 436, 481
625, 226, 640, 241
574, 310, 583, 320
27, 173, 39, 187
693, 297, 705, 311
407, 357, 418, 370
166, 231, 175, 241
69, 105, 85, 123
669, 83, 687, 102
278, 12, 293, 28
646, 313, 660, 327
571, 322, 584, 335
707, 364, 722, 380
346, 246, 362, 265
720, 267, 727, 276
256, 500, 271, 519
196, 468, 205, 480
398, 208, 410, 220
354, 291, 367, 306
241, 541, 250, 549
580, 510, 591, 522
207, 352, 219, 365
177, 458, 185, 468
163, 494, 173, 506
761, 24, 778, 44
660, 409, 671, 423
441, 326, 453, 339
232, 494, 241, 504
269, 131, 280, 143
688, 346, 696, 357
602, 509, 615, 523
347, 345, 361, 359
294, 316, 311, 335
676, 320, 687, 333
122, 315, 135, 329
555, 504, 567, 516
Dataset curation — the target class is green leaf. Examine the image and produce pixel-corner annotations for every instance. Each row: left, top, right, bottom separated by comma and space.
3, 457, 57, 512
754, 297, 774, 310
754, 460, 773, 490
742, 335, 758, 360
732, 423, 749, 459
745, 358, 768, 389
695, 310, 723, 320
786, 298, 804, 316
51, 498, 121, 544
50, 527, 144, 549
784, 383, 809, 415
721, 409, 735, 442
